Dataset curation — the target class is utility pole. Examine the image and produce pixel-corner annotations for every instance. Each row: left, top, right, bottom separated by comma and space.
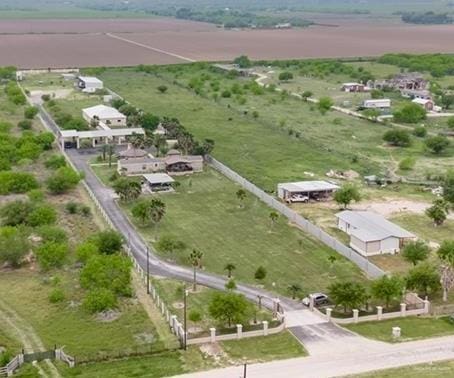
243, 363, 247, 378
183, 286, 188, 350
146, 247, 150, 294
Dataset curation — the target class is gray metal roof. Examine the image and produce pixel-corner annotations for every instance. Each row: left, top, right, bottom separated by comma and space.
278, 181, 339, 193
143, 173, 174, 185
336, 210, 415, 242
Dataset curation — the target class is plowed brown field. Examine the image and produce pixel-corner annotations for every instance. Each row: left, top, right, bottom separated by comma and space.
1, 18, 453, 68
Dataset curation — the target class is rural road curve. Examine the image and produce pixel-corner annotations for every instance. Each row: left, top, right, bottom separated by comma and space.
36, 103, 305, 314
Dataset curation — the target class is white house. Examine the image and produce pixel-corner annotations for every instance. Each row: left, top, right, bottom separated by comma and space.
77, 76, 104, 93
335, 210, 416, 256
362, 99, 391, 110
82, 105, 127, 127
60, 127, 144, 149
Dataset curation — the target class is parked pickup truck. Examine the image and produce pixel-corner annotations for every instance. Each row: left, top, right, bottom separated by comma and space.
287, 194, 309, 203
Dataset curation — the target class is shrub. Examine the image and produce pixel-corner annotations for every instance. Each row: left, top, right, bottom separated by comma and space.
93, 231, 123, 255
49, 288, 65, 303
448, 117, 454, 129
27, 189, 44, 202
80, 254, 132, 296
35, 132, 55, 150
24, 106, 39, 119
278, 71, 294, 81
17, 119, 32, 130
27, 205, 57, 227
37, 225, 67, 244
254, 266, 267, 280
399, 157, 416, 171
35, 241, 68, 270
425, 135, 450, 155
393, 103, 426, 124
157, 85, 168, 93
318, 97, 334, 114
80, 206, 91, 217
83, 288, 117, 313
46, 167, 81, 194
76, 242, 99, 263
188, 309, 202, 323
221, 90, 232, 98
0, 227, 30, 268
41, 94, 51, 102
65, 201, 79, 214
0, 121, 13, 133
18, 141, 42, 160
383, 129, 411, 147
0, 200, 34, 226
45, 155, 66, 170
413, 126, 427, 137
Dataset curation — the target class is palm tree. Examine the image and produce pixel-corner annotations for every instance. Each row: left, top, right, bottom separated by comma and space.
236, 189, 246, 208
106, 144, 115, 168
269, 211, 279, 230
189, 249, 203, 292
153, 134, 167, 157
101, 144, 108, 161
149, 198, 166, 231
128, 181, 142, 201
224, 263, 236, 278
288, 284, 302, 300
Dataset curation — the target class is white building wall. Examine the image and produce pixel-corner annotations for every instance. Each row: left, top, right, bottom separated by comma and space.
350, 235, 367, 255
379, 237, 400, 254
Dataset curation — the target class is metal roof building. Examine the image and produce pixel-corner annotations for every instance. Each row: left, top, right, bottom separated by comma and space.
335, 210, 416, 256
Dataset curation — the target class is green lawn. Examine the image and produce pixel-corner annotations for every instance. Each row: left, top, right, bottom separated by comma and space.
151, 277, 273, 336
221, 331, 306, 362
121, 168, 366, 296
98, 67, 453, 190
345, 317, 454, 343
352, 359, 454, 378
391, 213, 454, 245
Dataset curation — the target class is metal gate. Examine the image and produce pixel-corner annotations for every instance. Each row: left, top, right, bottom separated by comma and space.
23, 350, 55, 363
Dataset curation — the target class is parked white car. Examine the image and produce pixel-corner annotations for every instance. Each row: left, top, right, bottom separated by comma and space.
302, 293, 329, 306
288, 194, 309, 203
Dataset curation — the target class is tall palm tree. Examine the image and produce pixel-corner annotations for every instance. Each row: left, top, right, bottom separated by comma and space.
106, 144, 115, 168
189, 249, 203, 292
236, 189, 246, 208
224, 263, 236, 278
149, 198, 166, 228
128, 181, 142, 201
288, 284, 302, 300
153, 134, 167, 157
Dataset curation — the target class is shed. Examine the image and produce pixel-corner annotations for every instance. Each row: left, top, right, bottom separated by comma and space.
412, 98, 434, 111
335, 210, 416, 256
363, 99, 391, 109
143, 173, 175, 192
277, 181, 339, 203
77, 76, 103, 93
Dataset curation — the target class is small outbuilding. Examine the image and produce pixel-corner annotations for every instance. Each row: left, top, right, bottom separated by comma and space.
277, 181, 339, 203
362, 99, 391, 110
335, 210, 416, 256
143, 173, 175, 192
77, 76, 103, 93
412, 98, 434, 111
341, 83, 369, 93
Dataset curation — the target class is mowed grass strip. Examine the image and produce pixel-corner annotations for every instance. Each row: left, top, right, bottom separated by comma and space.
345, 317, 454, 343
123, 169, 366, 295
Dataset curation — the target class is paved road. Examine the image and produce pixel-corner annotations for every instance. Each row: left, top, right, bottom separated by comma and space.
175, 334, 454, 378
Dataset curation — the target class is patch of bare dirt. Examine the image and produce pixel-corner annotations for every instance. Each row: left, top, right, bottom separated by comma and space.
96, 309, 121, 322
199, 343, 225, 360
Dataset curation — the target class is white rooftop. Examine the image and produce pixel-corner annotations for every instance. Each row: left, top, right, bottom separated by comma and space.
82, 104, 126, 120
78, 76, 103, 85
412, 98, 432, 105
60, 128, 144, 138
278, 181, 339, 193
336, 210, 415, 242
143, 173, 175, 185
343, 82, 362, 86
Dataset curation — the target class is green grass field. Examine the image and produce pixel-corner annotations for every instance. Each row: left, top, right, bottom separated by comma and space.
121, 168, 366, 296
98, 67, 453, 190
346, 317, 454, 343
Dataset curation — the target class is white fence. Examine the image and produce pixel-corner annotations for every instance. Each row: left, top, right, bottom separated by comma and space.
206, 156, 385, 278
0, 355, 22, 377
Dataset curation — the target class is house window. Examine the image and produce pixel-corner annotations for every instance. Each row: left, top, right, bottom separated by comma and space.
142, 165, 146, 170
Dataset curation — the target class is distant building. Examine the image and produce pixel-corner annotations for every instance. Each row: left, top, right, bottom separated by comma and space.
341, 83, 369, 93
275, 23, 292, 29
82, 105, 127, 127
401, 89, 432, 100
60, 128, 144, 149
370, 73, 428, 92
336, 210, 416, 256
362, 99, 391, 110
143, 173, 175, 193
77, 76, 103, 93
412, 98, 434, 111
